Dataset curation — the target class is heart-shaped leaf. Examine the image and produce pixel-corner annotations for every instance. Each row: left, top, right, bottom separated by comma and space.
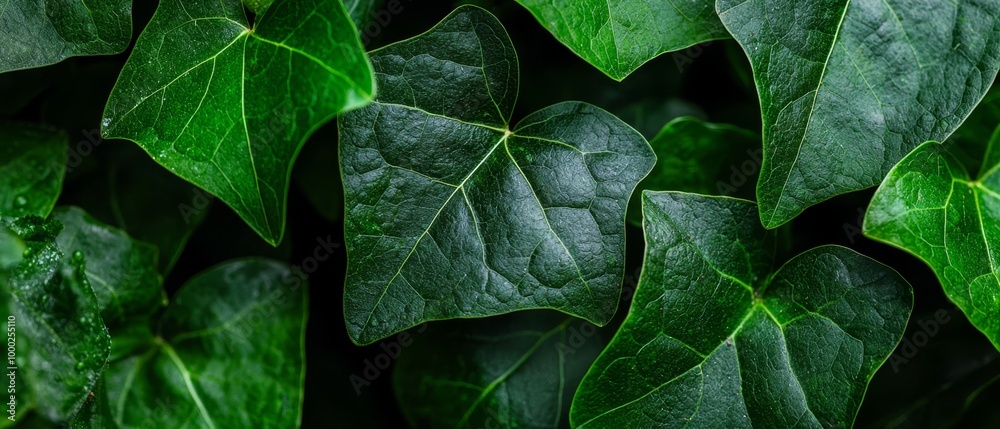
514, 0, 729, 81
718, 0, 1000, 228
571, 192, 912, 428
74, 259, 308, 428
865, 130, 1000, 350
0, 123, 68, 219
339, 5, 656, 345
394, 312, 605, 428
102, 0, 375, 245
0, 0, 132, 73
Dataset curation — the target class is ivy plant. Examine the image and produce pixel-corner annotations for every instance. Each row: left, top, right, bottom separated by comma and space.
2, 0, 1000, 427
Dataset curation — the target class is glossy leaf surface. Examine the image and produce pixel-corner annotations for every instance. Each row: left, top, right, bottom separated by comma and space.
102, 0, 375, 245
865, 133, 1000, 350
514, 0, 728, 81
0, 124, 67, 219
0, 0, 132, 73
571, 192, 912, 428
339, 6, 655, 344
718, 0, 1000, 228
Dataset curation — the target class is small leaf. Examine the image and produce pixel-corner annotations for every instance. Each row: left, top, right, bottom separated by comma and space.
2, 216, 111, 421
571, 192, 912, 428
0, 0, 132, 73
514, 0, 729, 81
86, 259, 308, 428
627, 117, 759, 226
0, 123, 68, 219
340, 5, 655, 345
865, 130, 1000, 350
394, 312, 605, 428
103, 0, 376, 245
717, 0, 1000, 228
52, 206, 164, 328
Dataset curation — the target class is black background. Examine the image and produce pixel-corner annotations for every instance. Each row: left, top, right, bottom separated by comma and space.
4, 0, 999, 427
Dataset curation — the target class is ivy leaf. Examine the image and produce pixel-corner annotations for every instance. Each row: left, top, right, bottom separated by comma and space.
394, 312, 605, 428
627, 117, 759, 226
864, 131, 1000, 350
571, 192, 912, 428
0, 123, 68, 219
0, 0, 132, 73
717, 0, 1000, 228
1, 216, 110, 421
514, 0, 729, 81
76, 259, 308, 428
52, 206, 164, 328
102, 0, 376, 245
339, 5, 655, 345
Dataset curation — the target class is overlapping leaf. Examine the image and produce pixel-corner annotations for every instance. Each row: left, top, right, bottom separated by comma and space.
865, 130, 1000, 350
0, 0, 132, 73
627, 117, 759, 225
394, 312, 604, 428
0, 123, 68, 219
571, 192, 912, 428
73, 259, 308, 429
514, 0, 728, 81
102, 0, 375, 245
339, 6, 655, 345
718, 0, 1000, 228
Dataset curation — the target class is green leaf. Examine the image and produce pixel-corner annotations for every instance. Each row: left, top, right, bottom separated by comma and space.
2, 216, 110, 421
52, 206, 164, 328
571, 192, 912, 428
102, 0, 376, 245
243, 0, 274, 15
394, 312, 605, 428
864, 132, 1000, 350
0, 227, 23, 271
627, 117, 759, 226
80, 259, 308, 428
0, 0, 132, 73
717, 0, 1000, 228
344, 0, 384, 29
514, 0, 729, 81
0, 124, 68, 219
339, 5, 656, 345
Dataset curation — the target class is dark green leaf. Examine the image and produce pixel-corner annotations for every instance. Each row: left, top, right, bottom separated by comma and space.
339, 5, 655, 344
571, 192, 912, 428
52, 206, 164, 328
627, 117, 759, 226
102, 0, 375, 245
864, 131, 1000, 350
86, 259, 308, 428
0, 124, 68, 219
717, 0, 1000, 228
243, 0, 274, 15
0, 0, 132, 73
394, 312, 605, 428
2, 216, 110, 421
514, 0, 729, 81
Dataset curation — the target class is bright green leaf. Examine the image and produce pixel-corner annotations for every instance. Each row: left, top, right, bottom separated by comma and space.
0, 0, 132, 73
717, 0, 1000, 228
0, 124, 68, 219
865, 131, 1000, 351
571, 192, 912, 428
339, 5, 655, 345
514, 0, 729, 81
80, 259, 308, 428
102, 0, 376, 245
627, 117, 759, 226
2, 216, 110, 421
394, 312, 605, 428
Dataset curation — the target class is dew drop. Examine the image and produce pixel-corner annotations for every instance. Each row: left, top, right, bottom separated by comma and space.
13, 196, 26, 207
76, 362, 85, 370
72, 250, 84, 261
